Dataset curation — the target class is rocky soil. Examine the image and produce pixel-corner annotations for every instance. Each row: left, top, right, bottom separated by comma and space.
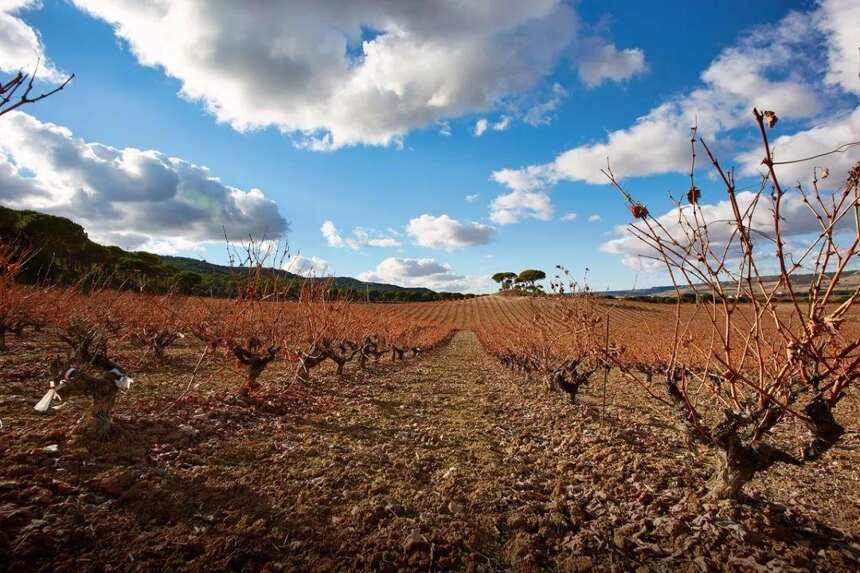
1, 331, 858, 571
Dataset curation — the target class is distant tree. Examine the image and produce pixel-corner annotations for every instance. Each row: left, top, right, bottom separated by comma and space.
175, 271, 203, 294
517, 269, 546, 291
491, 271, 517, 291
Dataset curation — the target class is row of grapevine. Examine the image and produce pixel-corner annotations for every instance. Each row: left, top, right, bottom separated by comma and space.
1, 245, 455, 439
477, 111, 860, 503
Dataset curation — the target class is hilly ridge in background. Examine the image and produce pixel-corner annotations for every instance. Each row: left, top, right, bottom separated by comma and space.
0, 206, 459, 301
603, 271, 860, 301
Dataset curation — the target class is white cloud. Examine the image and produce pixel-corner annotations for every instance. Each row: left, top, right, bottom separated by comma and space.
358, 257, 491, 292
477, 81, 569, 135
0, 1, 63, 81
737, 106, 860, 186
561, 212, 577, 221
489, 189, 554, 224
474, 118, 489, 137
491, 165, 554, 192
474, 115, 511, 137
438, 121, 452, 136
71, 0, 586, 150
286, 254, 329, 277
492, 5, 848, 189
587, 214, 601, 223
524, 83, 568, 126
465, 193, 480, 203
815, 0, 860, 96
355, 227, 402, 248
699, 38, 819, 119
321, 220, 346, 248
587, 3, 860, 274
492, 116, 512, 132
406, 214, 495, 250
0, 111, 287, 253
575, 38, 646, 88
70, 1, 652, 149
321, 219, 401, 250
600, 190, 838, 272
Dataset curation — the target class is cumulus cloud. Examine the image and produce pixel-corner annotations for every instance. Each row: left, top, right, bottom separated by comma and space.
71, 0, 578, 150
358, 257, 491, 292
321, 219, 400, 250
587, 214, 601, 223
0, 1, 63, 81
738, 107, 860, 186
406, 214, 494, 250
815, 0, 860, 96
595, 7, 860, 277
490, 165, 554, 193
69, 1, 653, 150
0, 111, 287, 253
492, 4, 850, 190
286, 254, 329, 277
600, 190, 838, 272
320, 220, 345, 248
465, 193, 480, 203
489, 190, 554, 224
561, 212, 577, 221
575, 38, 645, 88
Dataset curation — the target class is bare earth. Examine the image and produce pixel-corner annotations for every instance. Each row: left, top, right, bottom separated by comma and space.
1, 331, 859, 571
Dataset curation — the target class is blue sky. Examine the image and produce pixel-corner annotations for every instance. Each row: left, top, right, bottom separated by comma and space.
1, 1, 857, 292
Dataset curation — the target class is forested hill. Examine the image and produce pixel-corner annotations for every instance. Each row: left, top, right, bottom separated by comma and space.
160, 255, 435, 296
0, 206, 463, 301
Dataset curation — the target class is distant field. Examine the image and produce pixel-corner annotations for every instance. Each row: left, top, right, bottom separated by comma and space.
366, 294, 665, 330
369, 294, 860, 338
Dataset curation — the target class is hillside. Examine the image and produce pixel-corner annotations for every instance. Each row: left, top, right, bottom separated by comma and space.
0, 206, 435, 298
159, 255, 432, 295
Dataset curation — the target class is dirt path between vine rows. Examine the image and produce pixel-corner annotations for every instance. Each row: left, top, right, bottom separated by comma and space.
1, 331, 859, 571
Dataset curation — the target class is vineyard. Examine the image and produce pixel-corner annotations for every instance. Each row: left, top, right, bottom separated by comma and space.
0, 109, 859, 570
1, 278, 858, 570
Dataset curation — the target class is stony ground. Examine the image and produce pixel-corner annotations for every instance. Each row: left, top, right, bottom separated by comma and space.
1, 331, 859, 572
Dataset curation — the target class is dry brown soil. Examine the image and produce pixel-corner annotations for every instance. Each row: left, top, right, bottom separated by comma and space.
1, 331, 858, 571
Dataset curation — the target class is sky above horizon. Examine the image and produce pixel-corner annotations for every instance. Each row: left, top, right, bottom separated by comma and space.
0, 0, 858, 293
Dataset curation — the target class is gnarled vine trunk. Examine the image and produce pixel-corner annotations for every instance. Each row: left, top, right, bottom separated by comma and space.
58, 370, 122, 440
232, 341, 279, 399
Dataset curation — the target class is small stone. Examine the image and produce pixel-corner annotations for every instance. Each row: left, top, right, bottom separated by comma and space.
178, 424, 198, 435
403, 530, 427, 553
503, 532, 533, 565
613, 530, 632, 552
561, 556, 593, 572
89, 468, 137, 497
506, 512, 529, 530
